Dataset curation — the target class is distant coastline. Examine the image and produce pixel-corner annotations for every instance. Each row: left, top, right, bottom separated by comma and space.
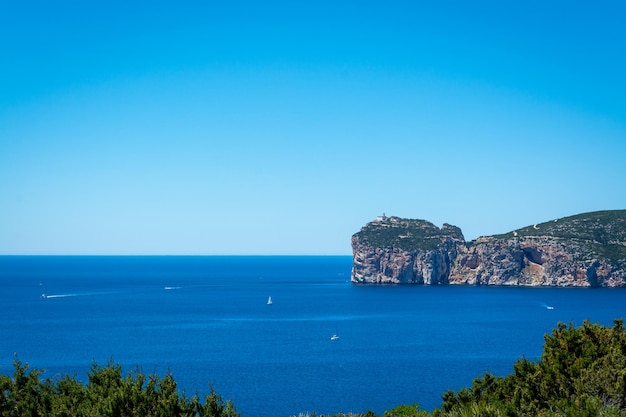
351, 210, 626, 287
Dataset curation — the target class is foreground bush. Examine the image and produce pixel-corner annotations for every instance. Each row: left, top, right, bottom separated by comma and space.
434, 319, 626, 417
0, 360, 239, 417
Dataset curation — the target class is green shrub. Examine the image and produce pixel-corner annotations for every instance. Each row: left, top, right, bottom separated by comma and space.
437, 319, 626, 417
0, 359, 239, 417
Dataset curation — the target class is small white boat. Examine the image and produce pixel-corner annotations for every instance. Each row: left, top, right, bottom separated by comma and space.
331, 332, 339, 341
546, 305, 554, 310
267, 296, 272, 305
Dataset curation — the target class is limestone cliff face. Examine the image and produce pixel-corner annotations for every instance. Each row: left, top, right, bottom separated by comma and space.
351, 217, 465, 284
448, 236, 622, 287
351, 210, 626, 287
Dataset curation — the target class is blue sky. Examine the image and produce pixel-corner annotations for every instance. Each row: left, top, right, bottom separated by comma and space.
1, 1, 625, 255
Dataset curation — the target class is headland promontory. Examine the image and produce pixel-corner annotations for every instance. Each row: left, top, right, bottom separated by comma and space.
351, 210, 626, 287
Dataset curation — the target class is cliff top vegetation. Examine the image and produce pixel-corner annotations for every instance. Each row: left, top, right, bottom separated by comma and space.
354, 210, 626, 265
494, 209, 626, 265
495, 210, 626, 241
352, 216, 464, 251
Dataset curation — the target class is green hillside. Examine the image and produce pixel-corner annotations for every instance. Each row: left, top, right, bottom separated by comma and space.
353, 217, 464, 251
496, 210, 626, 264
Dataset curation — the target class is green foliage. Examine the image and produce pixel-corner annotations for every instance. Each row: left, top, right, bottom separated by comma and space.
437, 319, 626, 417
496, 210, 626, 265
384, 404, 430, 416
498, 210, 626, 241
0, 359, 239, 417
0, 360, 52, 416
354, 217, 464, 251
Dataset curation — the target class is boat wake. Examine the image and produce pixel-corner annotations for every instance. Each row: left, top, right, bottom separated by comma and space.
40, 290, 120, 299
41, 293, 78, 299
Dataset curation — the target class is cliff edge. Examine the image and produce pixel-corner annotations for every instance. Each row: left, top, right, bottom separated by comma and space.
351, 210, 626, 287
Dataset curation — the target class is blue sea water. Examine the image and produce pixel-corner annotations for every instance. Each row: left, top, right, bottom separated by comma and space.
1, 256, 625, 416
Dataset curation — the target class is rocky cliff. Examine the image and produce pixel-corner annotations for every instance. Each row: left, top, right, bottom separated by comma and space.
351, 216, 466, 284
351, 210, 626, 287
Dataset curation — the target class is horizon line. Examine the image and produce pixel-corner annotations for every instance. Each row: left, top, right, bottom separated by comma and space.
0, 253, 354, 257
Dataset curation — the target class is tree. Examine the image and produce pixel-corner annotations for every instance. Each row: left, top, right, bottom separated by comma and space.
438, 319, 626, 417
0, 359, 239, 417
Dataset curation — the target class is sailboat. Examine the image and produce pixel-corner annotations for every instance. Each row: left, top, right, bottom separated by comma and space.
330, 328, 339, 341
267, 296, 272, 305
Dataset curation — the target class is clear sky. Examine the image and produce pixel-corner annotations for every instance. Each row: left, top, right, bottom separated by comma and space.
1, 1, 625, 255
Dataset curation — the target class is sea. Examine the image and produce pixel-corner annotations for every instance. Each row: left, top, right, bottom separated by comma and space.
1, 256, 625, 417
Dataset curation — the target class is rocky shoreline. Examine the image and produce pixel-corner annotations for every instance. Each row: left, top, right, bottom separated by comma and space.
351, 210, 626, 287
